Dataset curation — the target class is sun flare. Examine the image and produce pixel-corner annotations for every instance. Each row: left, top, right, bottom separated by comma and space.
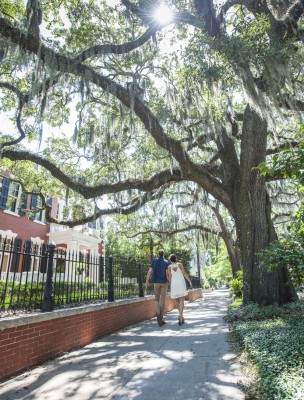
153, 3, 173, 25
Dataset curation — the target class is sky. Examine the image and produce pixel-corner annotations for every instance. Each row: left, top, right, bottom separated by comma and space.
105, 0, 121, 6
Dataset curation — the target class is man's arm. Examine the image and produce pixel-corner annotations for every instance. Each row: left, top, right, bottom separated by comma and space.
166, 267, 171, 283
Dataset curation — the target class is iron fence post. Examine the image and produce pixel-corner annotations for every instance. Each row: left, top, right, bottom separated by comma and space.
108, 256, 114, 302
42, 242, 56, 312
99, 256, 104, 283
138, 264, 144, 297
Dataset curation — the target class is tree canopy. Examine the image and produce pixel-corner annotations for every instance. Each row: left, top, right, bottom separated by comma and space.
1, 0, 304, 304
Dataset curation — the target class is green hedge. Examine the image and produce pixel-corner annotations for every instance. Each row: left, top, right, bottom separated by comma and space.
0, 280, 141, 310
0, 280, 44, 309
1, 278, 149, 311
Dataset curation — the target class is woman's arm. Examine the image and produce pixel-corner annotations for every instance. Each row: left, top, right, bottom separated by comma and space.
145, 267, 153, 289
179, 263, 192, 288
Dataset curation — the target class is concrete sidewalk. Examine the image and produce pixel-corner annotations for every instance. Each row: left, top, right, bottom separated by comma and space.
0, 289, 246, 400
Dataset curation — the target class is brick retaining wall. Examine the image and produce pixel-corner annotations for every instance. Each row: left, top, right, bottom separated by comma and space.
0, 289, 202, 382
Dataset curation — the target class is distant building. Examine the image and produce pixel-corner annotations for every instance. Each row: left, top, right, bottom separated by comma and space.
47, 199, 103, 257
190, 248, 209, 280
0, 174, 104, 279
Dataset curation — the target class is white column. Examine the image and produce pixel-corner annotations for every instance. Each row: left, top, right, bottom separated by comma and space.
65, 240, 79, 282
67, 240, 79, 255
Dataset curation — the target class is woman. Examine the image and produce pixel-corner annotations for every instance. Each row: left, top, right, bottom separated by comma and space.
166, 254, 192, 325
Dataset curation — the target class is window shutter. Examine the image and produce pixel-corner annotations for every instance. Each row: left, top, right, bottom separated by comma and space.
0, 177, 10, 209
23, 240, 32, 272
11, 238, 22, 272
30, 194, 38, 220
45, 198, 52, 224
99, 256, 104, 282
18, 192, 27, 216
39, 243, 48, 273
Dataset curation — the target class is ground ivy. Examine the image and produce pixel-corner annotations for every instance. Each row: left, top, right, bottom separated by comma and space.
227, 302, 304, 399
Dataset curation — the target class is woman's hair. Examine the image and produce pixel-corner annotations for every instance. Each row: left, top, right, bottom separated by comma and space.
169, 254, 177, 263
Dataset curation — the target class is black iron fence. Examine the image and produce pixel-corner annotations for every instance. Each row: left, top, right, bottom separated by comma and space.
0, 237, 201, 314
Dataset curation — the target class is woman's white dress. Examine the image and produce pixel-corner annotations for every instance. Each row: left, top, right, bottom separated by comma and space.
169, 263, 188, 299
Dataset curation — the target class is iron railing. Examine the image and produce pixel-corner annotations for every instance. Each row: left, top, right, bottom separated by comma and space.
0, 236, 201, 314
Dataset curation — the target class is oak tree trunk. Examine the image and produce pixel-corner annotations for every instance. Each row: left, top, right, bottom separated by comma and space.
235, 105, 298, 305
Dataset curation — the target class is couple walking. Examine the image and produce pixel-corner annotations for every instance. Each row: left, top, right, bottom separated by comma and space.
145, 249, 192, 327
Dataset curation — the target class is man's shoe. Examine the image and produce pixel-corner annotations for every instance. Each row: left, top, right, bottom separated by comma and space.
162, 320, 166, 324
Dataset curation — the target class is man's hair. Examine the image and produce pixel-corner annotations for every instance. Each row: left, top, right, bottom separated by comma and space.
158, 249, 164, 257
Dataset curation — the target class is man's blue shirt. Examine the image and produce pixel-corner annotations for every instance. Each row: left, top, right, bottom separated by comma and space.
150, 257, 168, 283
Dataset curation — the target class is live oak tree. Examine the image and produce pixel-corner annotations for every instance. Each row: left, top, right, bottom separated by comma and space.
126, 189, 241, 276
1, 0, 304, 304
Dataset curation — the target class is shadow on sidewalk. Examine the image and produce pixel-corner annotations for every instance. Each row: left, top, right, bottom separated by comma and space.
0, 290, 246, 400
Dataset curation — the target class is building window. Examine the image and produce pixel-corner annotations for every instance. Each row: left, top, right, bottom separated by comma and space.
7, 181, 21, 213
30, 194, 45, 223
88, 220, 97, 229
0, 177, 27, 215
88, 218, 103, 230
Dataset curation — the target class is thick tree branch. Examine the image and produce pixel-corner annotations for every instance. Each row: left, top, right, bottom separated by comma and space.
280, 95, 304, 111
14, 102, 27, 146
283, 0, 304, 25
0, 76, 63, 149
45, 188, 166, 227
0, 82, 28, 151
0, 82, 29, 102
0, 72, 65, 105
74, 25, 158, 62
266, 141, 299, 155
221, 0, 304, 41
127, 224, 222, 239
1, 148, 184, 197
187, 133, 214, 151
227, 112, 240, 137
220, 0, 243, 18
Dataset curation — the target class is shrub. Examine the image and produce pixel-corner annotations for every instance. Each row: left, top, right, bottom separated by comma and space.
259, 238, 304, 291
229, 270, 243, 298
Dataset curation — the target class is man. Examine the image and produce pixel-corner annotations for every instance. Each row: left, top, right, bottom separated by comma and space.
145, 249, 169, 327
